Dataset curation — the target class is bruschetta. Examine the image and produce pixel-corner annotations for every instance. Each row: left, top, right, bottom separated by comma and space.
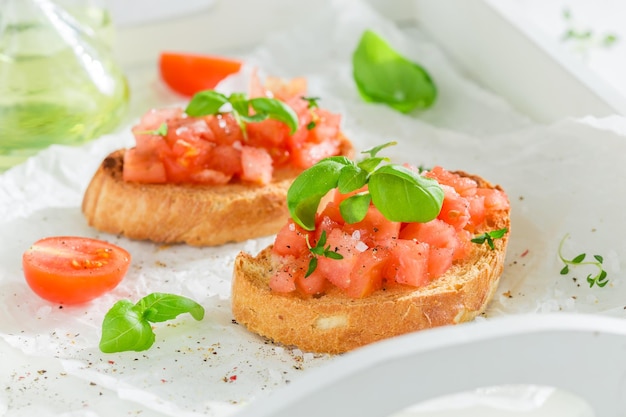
232, 147, 510, 353
82, 76, 354, 246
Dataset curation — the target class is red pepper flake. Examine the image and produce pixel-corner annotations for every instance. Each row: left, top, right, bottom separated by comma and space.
108, 360, 115, 365
161, 379, 167, 383
521, 249, 529, 257
229, 375, 237, 382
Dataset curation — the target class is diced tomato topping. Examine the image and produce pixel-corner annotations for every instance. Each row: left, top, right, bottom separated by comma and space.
343, 205, 400, 246
273, 220, 312, 258
123, 75, 344, 185
269, 166, 509, 298
315, 229, 361, 289
316, 201, 345, 228
425, 166, 478, 197
438, 185, 470, 230
205, 114, 244, 146
269, 256, 304, 293
400, 219, 459, 251
295, 267, 329, 295
428, 247, 454, 279
240, 146, 273, 185
122, 149, 167, 183
466, 195, 486, 230
206, 145, 242, 176
347, 247, 390, 298
384, 240, 430, 287
478, 188, 510, 211
290, 140, 342, 170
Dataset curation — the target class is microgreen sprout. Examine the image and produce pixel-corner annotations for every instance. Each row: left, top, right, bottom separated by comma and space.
471, 228, 508, 250
134, 122, 168, 136
302, 96, 320, 109
305, 230, 344, 277
306, 121, 317, 130
558, 234, 608, 288
561, 8, 619, 54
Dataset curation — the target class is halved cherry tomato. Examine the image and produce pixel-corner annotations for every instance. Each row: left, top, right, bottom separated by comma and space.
159, 52, 243, 97
22, 237, 131, 305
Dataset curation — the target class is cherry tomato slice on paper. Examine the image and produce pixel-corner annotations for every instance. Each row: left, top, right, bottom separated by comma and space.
159, 52, 243, 97
22, 237, 131, 305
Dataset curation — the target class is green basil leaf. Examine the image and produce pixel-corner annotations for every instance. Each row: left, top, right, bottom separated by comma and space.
357, 156, 387, 173
137, 293, 205, 323
362, 141, 397, 158
185, 90, 229, 116
229, 92, 250, 116
339, 193, 372, 224
287, 156, 353, 230
337, 164, 367, 193
250, 97, 299, 134
99, 300, 156, 353
240, 113, 268, 123
368, 164, 443, 222
353, 30, 437, 113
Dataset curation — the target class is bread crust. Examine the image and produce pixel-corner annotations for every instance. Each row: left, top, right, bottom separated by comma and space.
231, 172, 510, 354
81, 137, 353, 246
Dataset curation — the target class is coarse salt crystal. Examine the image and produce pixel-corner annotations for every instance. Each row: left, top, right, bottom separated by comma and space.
355, 241, 368, 253
351, 230, 361, 240
288, 223, 295, 231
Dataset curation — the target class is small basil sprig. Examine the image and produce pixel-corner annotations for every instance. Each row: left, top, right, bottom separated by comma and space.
287, 141, 444, 231
99, 293, 205, 353
352, 30, 437, 113
558, 234, 608, 288
305, 230, 344, 277
471, 228, 508, 250
185, 90, 298, 137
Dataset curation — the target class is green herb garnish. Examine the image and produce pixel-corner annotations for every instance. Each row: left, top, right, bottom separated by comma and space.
306, 121, 317, 130
135, 122, 168, 136
99, 293, 205, 353
561, 8, 619, 52
471, 228, 508, 250
287, 141, 444, 231
352, 30, 437, 113
305, 230, 344, 277
185, 90, 298, 138
302, 96, 320, 109
558, 234, 608, 288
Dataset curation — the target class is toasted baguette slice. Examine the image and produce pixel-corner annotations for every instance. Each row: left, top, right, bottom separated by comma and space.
82, 137, 353, 246
231, 172, 510, 354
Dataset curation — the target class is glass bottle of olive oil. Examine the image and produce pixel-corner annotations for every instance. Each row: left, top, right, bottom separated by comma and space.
0, 0, 129, 171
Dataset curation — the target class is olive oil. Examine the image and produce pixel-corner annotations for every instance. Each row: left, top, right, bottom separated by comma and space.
0, 1, 129, 172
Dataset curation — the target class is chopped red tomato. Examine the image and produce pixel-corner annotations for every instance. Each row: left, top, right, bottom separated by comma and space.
346, 247, 390, 298
315, 229, 360, 290
343, 206, 401, 247
159, 52, 242, 97
273, 220, 312, 258
384, 240, 430, 287
268, 167, 509, 299
296, 267, 329, 295
123, 75, 345, 185
22, 237, 131, 305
